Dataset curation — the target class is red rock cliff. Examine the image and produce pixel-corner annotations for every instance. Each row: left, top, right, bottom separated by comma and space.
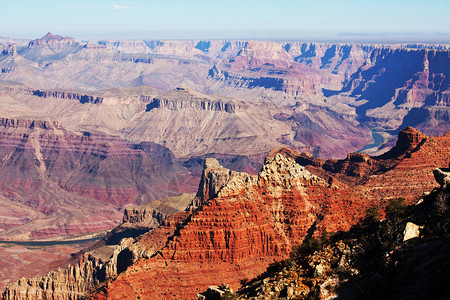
88, 154, 368, 299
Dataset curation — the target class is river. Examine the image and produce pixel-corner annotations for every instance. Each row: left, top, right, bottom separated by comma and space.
357, 130, 385, 153
0, 236, 103, 247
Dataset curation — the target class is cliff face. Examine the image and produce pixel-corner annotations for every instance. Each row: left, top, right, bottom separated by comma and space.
352, 48, 449, 108
233, 166, 450, 300
2, 193, 195, 300
0, 117, 196, 240
3, 127, 449, 300
86, 154, 369, 299
146, 88, 240, 113
2, 254, 106, 300
31, 90, 103, 104
285, 43, 375, 78
340, 48, 450, 134
208, 41, 349, 97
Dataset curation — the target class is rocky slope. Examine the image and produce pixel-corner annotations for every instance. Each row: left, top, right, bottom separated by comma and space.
2, 127, 448, 299
89, 128, 450, 299
334, 47, 450, 137
2, 154, 367, 300
87, 153, 369, 300
230, 166, 450, 300
208, 41, 374, 99
0, 84, 372, 159
0, 117, 196, 240
1, 193, 195, 299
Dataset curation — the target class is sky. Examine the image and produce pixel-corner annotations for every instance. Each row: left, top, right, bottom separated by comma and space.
1, 0, 449, 42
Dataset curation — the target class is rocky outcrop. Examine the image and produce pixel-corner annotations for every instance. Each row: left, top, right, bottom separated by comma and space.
209, 67, 286, 93
182, 152, 265, 177
85, 153, 368, 299
433, 165, 450, 191
1, 44, 17, 56
2, 253, 106, 300
195, 158, 237, 202
197, 284, 234, 300
146, 92, 240, 113
1, 193, 194, 300
233, 162, 450, 300
403, 222, 421, 241
123, 206, 168, 225
122, 193, 194, 227
0, 67, 15, 73
0, 117, 62, 130
340, 47, 450, 132
27, 32, 79, 48
2, 237, 147, 300
379, 126, 426, 159
31, 90, 103, 104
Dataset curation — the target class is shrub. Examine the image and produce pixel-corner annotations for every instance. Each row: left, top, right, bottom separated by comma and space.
361, 204, 380, 226
385, 197, 407, 221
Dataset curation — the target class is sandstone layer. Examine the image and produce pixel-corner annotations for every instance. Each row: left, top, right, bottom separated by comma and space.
0, 84, 372, 159
233, 165, 450, 300
2, 128, 449, 299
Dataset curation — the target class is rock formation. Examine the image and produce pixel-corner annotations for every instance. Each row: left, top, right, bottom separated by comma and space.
0, 33, 449, 299
2, 127, 449, 299
433, 163, 450, 191
338, 47, 450, 136
231, 164, 450, 300
31, 89, 103, 104
0, 117, 196, 240
208, 41, 346, 97
1, 35, 448, 159
1, 153, 364, 299
27, 32, 78, 48
2, 193, 195, 300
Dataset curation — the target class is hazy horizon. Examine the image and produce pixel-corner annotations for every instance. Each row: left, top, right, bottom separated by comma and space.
2, 30, 450, 44
1, 0, 449, 43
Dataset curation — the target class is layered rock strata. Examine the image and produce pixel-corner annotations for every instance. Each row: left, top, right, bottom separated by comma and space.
3, 128, 449, 300
87, 154, 368, 299
233, 164, 450, 300
2, 193, 195, 300
3, 153, 368, 300
0, 117, 196, 240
